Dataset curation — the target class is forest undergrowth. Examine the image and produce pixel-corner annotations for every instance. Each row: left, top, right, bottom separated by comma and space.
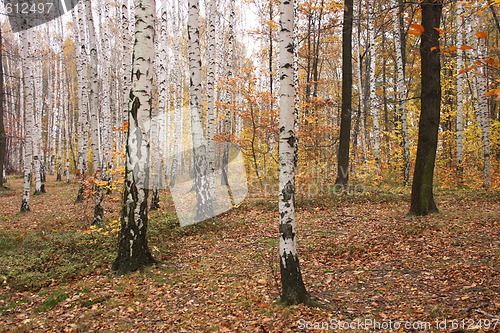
0, 175, 498, 332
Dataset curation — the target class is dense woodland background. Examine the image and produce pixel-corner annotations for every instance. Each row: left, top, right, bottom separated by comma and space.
0, 0, 499, 195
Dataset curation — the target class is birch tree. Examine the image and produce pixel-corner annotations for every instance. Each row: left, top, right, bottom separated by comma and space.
20, 30, 34, 212
221, 1, 235, 187
74, 3, 90, 202
85, 0, 105, 225
367, 0, 380, 165
188, 0, 213, 221
456, 2, 464, 183
0, 27, 5, 189
168, 2, 183, 187
206, 0, 217, 199
278, 0, 309, 305
113, 0, 157, 275
475, 14, 491, 188
391, 0, 410, 184
33, 36, 43, 194
151, 0, 169, 210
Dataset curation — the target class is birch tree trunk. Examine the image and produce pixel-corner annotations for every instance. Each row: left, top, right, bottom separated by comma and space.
32, 36, 44, 194
456, 2, 464, 184
169, 3, 183, 187
188, 0, 213, 221
475, 14, 491, 188
113, 0, 157, 275
100, 0, 113, 185
354, 0, 366, 165
151, 0, 169, 210
74, 3, 90, 202
278, 0, 309, 306
367, 0, 380, 166
391, 0, 410, 184
84, 0, 104, 225
206, 0, 217, 200
0, 27, 5, 188
221, 1, 235, 187
20, 31, 34, 212
120, 0, 133, 166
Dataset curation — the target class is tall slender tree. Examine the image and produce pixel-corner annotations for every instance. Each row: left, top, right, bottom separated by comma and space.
85, 0, 104, 225
20, 30, 34, 211
0, 27, 6, 188
392, 0, 411, 185
335, 0, 353, 186
188, 0, 213, 221
409, 0, 442, 216
456, 2, 464, 184
113, 0, 157, 275
367, 0, 380, 165
278, 0, 309, 306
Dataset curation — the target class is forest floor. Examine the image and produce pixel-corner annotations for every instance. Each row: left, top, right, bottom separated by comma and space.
0, 174, 499, 332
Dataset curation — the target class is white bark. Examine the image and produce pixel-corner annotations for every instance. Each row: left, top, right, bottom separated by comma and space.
475, 15, 490, 187
85, 0, 104, 224
188, 0, 213, 220
278, 0, 308, 304
354, 0, 366, 164
33, 36, 43, 194
391, 0, 410, 184
367, 0, 380, 164
20, 30, 34, 211
456, 2, 464, 180
206, 0, 217, 198
113, 0, 156, 274
120, 0, 133, 167
152, 0, 169, 198
169, 3, 183, 187
279, 0, 298, 269
74, 2, 89, 179
221, 1, 235, 186
100, 0, 113, 177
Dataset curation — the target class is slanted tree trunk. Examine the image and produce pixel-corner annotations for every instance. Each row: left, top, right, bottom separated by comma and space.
409, 0, 442, 216
188, 0, 213, 221
391, 0, 411, 185
20, 30, 34, 211
278, 0, 309, 306
335, 0, 354, 186
112, 0, 157, 275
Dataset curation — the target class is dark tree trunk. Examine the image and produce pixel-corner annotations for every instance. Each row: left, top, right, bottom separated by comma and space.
150, 189, 160, 211
335, 0, 353, 186
0, 27, 6, 189
409, 0, 442, 216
